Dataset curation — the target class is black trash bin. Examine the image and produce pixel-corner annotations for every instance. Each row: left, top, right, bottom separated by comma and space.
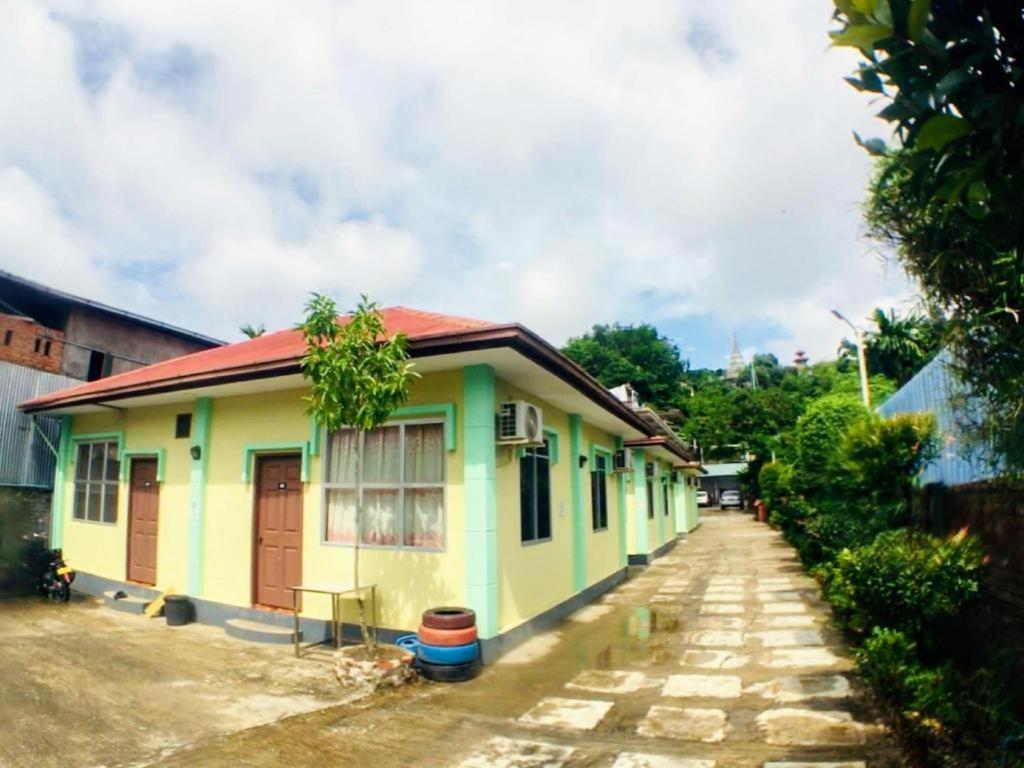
164, 595, 193, 626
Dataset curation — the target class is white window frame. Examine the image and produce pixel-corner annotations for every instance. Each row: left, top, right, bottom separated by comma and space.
72, 440, 120, 524
321, 418, 447, 551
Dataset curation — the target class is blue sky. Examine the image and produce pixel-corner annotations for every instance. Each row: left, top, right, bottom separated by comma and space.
0, 1, 914, 368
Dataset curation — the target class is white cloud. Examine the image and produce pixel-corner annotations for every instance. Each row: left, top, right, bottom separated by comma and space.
0, 0, 914, 359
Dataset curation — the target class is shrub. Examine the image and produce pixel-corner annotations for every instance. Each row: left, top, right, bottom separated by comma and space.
841, 413, 938, 506
826, 528, 985, 643
855, 628, 960, 727
794, 394, 869, 494
856, 628, 1023, 766
759, 461, 794, 513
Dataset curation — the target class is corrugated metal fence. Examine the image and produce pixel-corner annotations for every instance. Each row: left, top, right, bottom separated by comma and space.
0, 361, 78, 488
877, 350, 993, 487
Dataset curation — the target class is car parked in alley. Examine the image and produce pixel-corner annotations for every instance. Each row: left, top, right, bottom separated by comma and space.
696, 489, 709, 507
719, 489, 743, 509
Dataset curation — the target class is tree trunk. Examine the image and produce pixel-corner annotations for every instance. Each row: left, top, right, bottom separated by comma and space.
354, 430, 373, 648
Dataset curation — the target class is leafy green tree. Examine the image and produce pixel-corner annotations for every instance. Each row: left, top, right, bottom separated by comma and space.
794, 393, 870, 494
831, 0, 1024, 473
240, 323, 266, 339
840, 308, 944, 385
841, 412, 938, 510
562, 324, 687, 409
299, 294, 418, 647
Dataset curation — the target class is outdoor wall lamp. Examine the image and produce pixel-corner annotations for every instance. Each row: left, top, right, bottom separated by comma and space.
190, 445, 202, 460
578, 455, 588, 468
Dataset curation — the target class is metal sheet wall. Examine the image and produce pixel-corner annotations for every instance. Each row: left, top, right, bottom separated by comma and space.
0, 361, 79, 488
877, 350, 993, 487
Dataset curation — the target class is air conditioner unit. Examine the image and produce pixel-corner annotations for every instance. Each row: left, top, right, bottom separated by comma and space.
612, 448, 633, 473
645, 461, 656, 478
497, 401, 543, 444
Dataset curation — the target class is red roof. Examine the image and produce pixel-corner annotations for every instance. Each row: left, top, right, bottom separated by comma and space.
21, 307, 497, 411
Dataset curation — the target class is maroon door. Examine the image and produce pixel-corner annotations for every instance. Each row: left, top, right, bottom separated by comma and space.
127, 458, 159, 585
253, 455, 303, 609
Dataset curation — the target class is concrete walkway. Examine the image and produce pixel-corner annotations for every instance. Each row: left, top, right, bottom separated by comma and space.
157, 511, 898, 767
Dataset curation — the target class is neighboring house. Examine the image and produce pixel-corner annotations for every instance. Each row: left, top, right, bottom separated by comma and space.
0, 271, 221, 535
699, 462, 747, 505
20, 307, 701, 660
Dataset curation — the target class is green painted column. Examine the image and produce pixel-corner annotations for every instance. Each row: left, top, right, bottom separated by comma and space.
673, 480, 686, 535
187, 397, 213, 596
569, 414, 585, 592
656, 469, 666, 544
615, 437, 627, 567
463, 365, 498, 638
50, 415, 72, 548
633, 450, 648, 556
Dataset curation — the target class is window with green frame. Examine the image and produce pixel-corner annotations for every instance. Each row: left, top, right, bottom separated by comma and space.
520, 439, 551, 543
590, 453, 609, 531
72, 441, 120, 523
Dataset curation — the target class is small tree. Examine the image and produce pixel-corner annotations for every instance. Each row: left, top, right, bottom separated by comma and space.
299, 294, 418, 647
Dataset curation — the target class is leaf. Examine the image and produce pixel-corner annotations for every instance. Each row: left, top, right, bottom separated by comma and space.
936, 69, 972, 101
854, 131, 889, 156
852, 0, 876, 14
873, 0, 893, 28
908, 0, 931, 42
830, 23, 894, 52
915, 114, 971, 152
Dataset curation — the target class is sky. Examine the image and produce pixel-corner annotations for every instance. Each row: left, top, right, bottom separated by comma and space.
0, 0, 919, 370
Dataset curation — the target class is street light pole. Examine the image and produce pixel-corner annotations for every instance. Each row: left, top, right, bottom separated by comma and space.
831, 309, 871, 408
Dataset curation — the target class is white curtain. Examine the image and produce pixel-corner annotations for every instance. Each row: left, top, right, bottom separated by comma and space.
363, 426, 400, 483
326, 430, 357, 484
404, 424, 443, 482
404, 489, 444, 547
324, 423, 444, 548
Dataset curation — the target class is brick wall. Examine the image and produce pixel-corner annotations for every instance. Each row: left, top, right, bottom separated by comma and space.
924, 482, 1024, 661
0, 313, 64, 375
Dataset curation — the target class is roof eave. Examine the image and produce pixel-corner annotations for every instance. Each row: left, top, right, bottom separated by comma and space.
19, 324, 654, 437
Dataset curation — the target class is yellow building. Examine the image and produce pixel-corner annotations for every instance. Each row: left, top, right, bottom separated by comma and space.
21, 308, 700, 659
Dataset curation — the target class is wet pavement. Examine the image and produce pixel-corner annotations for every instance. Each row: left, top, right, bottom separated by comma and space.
152, 510, 900, 768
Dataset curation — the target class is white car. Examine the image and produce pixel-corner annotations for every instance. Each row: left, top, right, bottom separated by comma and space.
719, 490, 743, 509
696, 490, 709, 507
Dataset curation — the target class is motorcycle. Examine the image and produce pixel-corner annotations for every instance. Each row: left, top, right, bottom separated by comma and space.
41, 548, 75, 603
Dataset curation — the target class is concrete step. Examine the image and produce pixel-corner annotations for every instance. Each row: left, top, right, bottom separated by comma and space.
225, 617, 301, 645
103, 590, 150, 615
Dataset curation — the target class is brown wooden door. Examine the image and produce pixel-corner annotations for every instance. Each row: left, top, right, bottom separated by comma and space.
127, 458, 159, 585
253, 455, 303, 609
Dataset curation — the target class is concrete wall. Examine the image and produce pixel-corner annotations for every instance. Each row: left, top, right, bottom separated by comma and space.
492, 378, 625, 634
61, 307, 213, 379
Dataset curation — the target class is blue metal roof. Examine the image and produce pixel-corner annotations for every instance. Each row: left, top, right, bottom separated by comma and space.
877, 351, 994, 487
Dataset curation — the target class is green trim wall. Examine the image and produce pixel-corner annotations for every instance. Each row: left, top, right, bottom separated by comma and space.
614, 437, 627, 567
463, 365, 498, 638
120, 448, 167, 483
241, 441, 310, 482
49, 416, 73, 548
542, 427, 560, 464
569, 414, 585, 592
187, 398, 212, 597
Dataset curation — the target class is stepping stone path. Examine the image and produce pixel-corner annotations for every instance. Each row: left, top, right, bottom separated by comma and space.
449, 511, 897, 767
